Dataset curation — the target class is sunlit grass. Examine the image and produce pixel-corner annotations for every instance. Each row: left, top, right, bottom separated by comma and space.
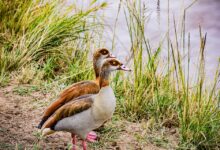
0, 0, 106, 84
113, 0, 220, 149
0, 0, 219, 149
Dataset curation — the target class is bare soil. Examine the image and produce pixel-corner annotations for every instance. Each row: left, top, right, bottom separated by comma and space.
0, 84, 178, 150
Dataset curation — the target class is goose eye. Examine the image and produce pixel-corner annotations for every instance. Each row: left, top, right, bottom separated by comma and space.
111, 61, 118, 66
101, 50, 108, 55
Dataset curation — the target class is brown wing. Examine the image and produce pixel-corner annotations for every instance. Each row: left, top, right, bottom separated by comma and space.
37, 80, 99, 129
42, 96, 93, 130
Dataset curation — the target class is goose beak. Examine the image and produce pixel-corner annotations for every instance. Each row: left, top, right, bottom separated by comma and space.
118, 64, 131, 71
107, 53, 116, 58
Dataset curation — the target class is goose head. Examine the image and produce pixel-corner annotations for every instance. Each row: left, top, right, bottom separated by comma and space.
93, 48, 115, 78
101, 58, 131, 73
99, 58, 131, 87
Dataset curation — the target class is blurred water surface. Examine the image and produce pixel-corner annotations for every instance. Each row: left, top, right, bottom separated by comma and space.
70, 0, 220, 83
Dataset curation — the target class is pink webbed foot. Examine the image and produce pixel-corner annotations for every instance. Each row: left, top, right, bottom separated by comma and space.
86, 131, 97, 142
71, 133, 77, 150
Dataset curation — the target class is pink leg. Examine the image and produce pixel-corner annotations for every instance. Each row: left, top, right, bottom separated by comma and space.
71, 133, 77, 150
86, 131, 97, 142
82, 140, 87, 150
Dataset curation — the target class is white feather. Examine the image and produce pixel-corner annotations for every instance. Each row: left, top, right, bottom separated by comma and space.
54, 86, 116, 139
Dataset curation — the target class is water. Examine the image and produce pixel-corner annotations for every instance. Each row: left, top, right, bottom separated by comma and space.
70, 0, 220, 85
100, 0, 220, 84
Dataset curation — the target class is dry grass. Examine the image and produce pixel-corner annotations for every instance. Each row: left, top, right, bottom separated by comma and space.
0, 0, 219, 149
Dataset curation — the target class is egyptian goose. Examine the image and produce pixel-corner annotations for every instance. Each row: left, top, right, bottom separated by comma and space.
37, 48, 114, 129
41, 58, 131, 150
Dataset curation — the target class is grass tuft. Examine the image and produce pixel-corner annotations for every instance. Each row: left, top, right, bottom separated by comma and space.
0, 0, 219, 149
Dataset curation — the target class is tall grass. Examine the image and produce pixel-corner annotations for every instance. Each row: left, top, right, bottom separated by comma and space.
114, 0, 178, 123
1, 0, 220, 149
178, 30, 220, 149
113, 0, 220, 149
0, 0, 107, 85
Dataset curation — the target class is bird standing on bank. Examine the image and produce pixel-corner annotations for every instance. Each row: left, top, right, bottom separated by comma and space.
41, 58, 131, 150
37, 48, 114, 141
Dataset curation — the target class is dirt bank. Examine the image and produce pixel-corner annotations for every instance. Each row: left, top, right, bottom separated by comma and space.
0, 84, 178, 150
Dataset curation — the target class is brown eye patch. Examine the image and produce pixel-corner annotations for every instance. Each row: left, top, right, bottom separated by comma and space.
110, 60, 119, 66
100, 49, 108, 55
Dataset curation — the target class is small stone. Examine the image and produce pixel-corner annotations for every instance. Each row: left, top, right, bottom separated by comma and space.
170, 128, 176, 134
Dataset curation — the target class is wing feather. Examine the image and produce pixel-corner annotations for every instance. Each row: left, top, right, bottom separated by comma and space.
37, 80, 99, 128
42, 96, 93, 130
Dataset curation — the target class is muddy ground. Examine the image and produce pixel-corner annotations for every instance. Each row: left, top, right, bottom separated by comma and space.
0, 84, 178, 150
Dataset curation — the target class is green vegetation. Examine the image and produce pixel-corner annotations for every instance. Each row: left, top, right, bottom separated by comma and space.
0, 0, 219, 149
0, 0, 106, 85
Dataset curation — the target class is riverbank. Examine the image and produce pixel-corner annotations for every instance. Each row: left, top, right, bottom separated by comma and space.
0, 83, 178, 150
